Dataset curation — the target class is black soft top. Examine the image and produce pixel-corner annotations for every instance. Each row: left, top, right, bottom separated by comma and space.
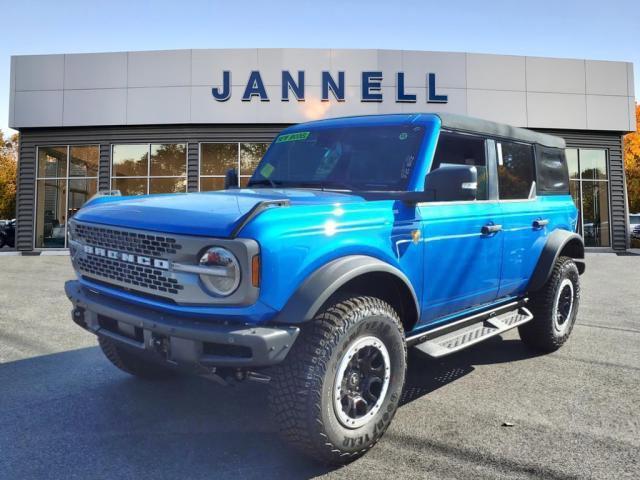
435, 113, 565, 149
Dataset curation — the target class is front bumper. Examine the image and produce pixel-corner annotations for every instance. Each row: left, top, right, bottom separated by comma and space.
65, 280, 299, 370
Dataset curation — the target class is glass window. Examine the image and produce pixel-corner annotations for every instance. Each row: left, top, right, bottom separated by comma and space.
581, 181, 610, 247
240, 143, 269, 176
150, 143, 187, 176
112, 144, 148, 177
248, 126, 425, 191
112, 177, 147, 196
430, 132, 488, 200
38, 146, 67, 178
36, 179, 67, 248
68, 179, 97, 219
200, 177, 226, 192
70, 146, 99, 177
536, 146, 569, 194
35, 145, 99, 249
201, 143, 238, 176
111, 143, 187, 195
579, 149, 607, 180
566, 149, 579, 180
149, 177, 187, 194
497, 141, 535, 200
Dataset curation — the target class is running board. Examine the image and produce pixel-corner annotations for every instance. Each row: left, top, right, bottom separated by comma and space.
411, 305, 534, 358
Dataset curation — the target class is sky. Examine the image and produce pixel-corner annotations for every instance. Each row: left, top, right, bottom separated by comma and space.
1, 0, 638, 135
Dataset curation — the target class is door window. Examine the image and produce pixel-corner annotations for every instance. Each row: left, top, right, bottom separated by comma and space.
430, 132, 488, 200
496, 141, 535, 200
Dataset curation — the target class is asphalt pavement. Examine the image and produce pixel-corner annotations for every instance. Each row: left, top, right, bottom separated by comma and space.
0, 254, 638, 479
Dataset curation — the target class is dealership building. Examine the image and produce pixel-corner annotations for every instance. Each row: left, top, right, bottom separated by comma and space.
7, 48, 636, 252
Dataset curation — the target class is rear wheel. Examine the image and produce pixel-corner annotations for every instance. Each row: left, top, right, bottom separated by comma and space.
98, 336, 176, 380
519, 256, 580, 352
268, 295, 406, 465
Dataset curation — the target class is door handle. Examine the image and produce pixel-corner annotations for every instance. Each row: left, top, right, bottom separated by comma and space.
533, 218, 549, 229
481, 224, 502, 235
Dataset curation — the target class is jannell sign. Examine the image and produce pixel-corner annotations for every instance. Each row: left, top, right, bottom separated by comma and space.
212, 71, 449, 104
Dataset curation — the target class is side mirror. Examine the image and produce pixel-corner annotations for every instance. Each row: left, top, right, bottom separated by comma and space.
224, 168, 239, 189
423, 163, 478, 202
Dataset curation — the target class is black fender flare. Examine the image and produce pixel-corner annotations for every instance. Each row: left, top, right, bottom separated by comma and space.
527, 230, 585, 292
272, 255, 420, 325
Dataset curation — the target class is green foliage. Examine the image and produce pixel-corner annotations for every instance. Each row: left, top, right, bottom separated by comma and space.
0, 131, 18, 219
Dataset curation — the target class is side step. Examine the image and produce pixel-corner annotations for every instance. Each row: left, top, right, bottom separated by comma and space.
411, 306, 534, 358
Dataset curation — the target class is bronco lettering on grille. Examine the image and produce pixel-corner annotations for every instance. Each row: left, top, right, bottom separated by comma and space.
83, 245, 170, 270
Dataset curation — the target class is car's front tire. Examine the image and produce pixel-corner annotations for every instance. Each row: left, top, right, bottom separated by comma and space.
98, 336, 176, 380
268, 295, 406, 465
519, 256, 580, 352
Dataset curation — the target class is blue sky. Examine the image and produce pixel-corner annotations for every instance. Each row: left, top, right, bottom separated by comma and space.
1, 0, 638, 135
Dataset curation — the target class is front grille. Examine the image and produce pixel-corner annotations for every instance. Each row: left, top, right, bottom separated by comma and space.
75, 252, 184, 294
73, 223, 183, 257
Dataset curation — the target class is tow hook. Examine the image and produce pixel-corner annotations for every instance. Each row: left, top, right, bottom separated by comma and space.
234, 369, 271, 384
149, 334, 170, 358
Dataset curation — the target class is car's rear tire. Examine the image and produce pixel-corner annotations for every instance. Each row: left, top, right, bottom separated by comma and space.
268, 295, 406, 465
98, 336, 176, 380
519, 256, 580, 352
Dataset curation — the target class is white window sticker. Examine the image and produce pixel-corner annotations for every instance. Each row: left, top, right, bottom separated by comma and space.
497, 142, 504, 166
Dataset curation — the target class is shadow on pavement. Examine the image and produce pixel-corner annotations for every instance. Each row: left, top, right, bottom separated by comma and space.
0, 335, 542, 479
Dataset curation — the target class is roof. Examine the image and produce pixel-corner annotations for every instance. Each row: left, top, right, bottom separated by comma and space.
435, 113, 566, 148
287, 113, 566, 149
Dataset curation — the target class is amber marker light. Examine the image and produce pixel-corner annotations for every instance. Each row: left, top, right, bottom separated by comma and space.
251, 255, 261, 287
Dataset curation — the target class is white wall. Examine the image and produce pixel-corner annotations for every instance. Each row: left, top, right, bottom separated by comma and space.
8, 48, 636, 132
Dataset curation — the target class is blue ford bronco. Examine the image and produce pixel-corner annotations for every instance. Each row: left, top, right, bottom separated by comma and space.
65, 113, 585, 464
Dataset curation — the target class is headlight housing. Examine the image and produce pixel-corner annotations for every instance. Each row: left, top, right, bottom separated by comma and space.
198, 247, 241, 296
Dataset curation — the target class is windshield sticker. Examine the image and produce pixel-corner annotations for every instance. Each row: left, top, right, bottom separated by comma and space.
276, 131, 310, 143
260, 163, 275, 178
399, 132, 408, 140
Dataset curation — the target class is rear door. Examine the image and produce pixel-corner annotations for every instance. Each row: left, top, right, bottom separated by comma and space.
494, 140, 549, 298
418, 132, 503, 325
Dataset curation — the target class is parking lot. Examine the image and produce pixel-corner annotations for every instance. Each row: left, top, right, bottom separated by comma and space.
1, 254, 639, 479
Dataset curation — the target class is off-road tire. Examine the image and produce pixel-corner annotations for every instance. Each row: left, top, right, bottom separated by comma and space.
268, 295, 407, 465
519, 256, 580, 352
98, 336, 176, 380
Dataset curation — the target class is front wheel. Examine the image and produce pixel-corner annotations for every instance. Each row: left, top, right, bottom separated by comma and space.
519, 256, 580, 352
268, 296, 406, 465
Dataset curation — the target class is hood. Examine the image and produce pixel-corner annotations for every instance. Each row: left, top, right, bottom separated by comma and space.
74, 189, 364, 237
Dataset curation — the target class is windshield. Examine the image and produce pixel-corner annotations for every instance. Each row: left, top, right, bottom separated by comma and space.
248, 125, 425, 191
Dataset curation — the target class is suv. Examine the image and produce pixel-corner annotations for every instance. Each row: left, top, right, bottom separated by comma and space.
65, 113, 584, 464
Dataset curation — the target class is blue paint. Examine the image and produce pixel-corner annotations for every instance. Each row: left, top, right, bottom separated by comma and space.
74, 113, 577, 334
428, 73, 448, 103
396, 72, 416, 103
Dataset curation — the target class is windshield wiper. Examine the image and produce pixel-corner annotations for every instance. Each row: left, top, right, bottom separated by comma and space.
247, 178, 279, 188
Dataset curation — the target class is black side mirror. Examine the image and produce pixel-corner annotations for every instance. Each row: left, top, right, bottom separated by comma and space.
423, 163, 478, 202
224, 168, 239, 189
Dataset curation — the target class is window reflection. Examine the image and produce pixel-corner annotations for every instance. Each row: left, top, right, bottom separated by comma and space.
201, 143, 238, 175
70, 146, 99, 177
112, 177, 147, 196
68, 179, 97, 219
112, 144, 148, 177
240, 143, 268, 175
579, 149, 607, 180
150, 144, 186, 176
565, 149, 579, 180
200, 177, 225, 191
581, 181, 610, 247
36, 179, 67, 248
149, 177, 187, 194
38, 146, 67, 178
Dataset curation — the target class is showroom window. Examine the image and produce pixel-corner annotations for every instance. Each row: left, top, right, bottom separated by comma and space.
566, 148, 610, 247
35, 145, 99, 248
111, 143, 187, 195
200, 143, 269, 190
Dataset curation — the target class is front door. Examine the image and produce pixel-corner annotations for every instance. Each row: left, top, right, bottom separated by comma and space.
417, 132, 503, 326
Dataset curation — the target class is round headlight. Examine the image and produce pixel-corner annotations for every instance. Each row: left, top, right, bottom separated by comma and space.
198, 247, 240, 296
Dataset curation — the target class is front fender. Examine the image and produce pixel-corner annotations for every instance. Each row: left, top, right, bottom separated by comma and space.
272, 255, 419, 324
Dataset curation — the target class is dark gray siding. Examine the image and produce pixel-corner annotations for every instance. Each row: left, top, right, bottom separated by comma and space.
15, 124, 629, 252
534, 129, 627, 251
15, 124, 287, 251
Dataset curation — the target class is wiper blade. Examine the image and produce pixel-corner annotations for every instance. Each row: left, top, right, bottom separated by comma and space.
247, 178, 279, 188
